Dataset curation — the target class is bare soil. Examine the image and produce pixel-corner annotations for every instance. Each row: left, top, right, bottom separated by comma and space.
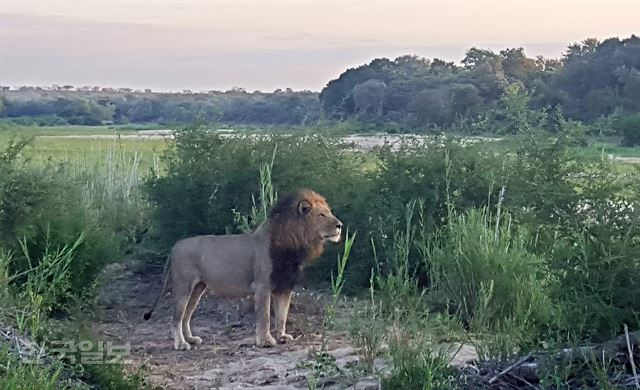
93, 262, 382, 389
92, 260, 479, 389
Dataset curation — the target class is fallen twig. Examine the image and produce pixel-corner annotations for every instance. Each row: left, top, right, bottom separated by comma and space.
488, 352, 533, 384
625, 324, 640, 389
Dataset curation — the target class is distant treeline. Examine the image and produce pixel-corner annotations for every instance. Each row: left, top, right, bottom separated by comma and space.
0, 87, 320, 127
1, 36, 638, 130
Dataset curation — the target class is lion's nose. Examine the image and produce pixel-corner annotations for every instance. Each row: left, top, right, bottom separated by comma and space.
336, 221, 343, 230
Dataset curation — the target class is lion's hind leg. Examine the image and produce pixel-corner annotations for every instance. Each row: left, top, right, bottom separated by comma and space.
171, 283, 193, 351
183, 282, 206, 345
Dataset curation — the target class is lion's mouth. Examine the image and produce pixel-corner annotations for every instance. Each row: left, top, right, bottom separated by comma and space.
323, 233, 342, 242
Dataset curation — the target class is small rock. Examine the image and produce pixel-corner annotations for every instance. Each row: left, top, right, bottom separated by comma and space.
327, 346, 356, 359
353, 377, 380, 390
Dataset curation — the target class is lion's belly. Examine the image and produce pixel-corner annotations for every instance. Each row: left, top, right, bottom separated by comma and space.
195, 235, 258, 297
198, 258, 254, 298
204, 277, 253, 298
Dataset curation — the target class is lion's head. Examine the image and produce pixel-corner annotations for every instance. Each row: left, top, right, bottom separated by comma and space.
268, 189, 342, 292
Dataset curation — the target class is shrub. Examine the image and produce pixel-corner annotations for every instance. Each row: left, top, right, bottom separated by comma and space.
14, 233, 84, 337
0, 139, 134, 308
506, 133, 640, 340
0, 344, 65, 390
548, 227, 640, 340
614, 112, 640, 146
423, 206, 551, 332
145, 128, 513, 290
382, 330, 457, 390
144, 126, 373, 282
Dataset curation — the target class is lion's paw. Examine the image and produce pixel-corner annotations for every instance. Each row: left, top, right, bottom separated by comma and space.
278, 333, 294, 344
256, 334, 277, 347
174, 341, 192, 351
185, 336, 203, 345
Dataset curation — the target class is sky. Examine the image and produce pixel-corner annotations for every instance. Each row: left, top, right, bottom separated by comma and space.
1, 0, 638, 92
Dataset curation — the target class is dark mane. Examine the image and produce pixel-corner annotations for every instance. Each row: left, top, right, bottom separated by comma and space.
269, 189, 328, 292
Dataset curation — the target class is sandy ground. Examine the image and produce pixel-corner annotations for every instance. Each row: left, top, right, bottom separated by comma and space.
94, 262, 383, 389
92, 262, 478, 389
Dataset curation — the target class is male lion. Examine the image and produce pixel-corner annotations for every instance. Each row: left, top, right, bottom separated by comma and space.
143, 189, 343, 350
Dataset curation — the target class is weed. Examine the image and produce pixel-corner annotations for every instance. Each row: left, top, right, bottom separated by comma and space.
423, 206, 550, 332
349, 272, 386, 373
0, 344, 66, 390
233, 145, 278, 233
383, 329, 457, 390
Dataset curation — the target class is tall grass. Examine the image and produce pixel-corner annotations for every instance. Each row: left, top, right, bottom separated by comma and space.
0, 233, 79, 390
0, 235, 149, 390
322, 230, 356, 342
233, 145, 278, 233
48, 145, 150, 247
423, 206, 550, 331
3, 138, 151, 297
373, 200, 428, 322
14, 232, 84, 337
382, 331, 457, 390
0, 346, 65, 390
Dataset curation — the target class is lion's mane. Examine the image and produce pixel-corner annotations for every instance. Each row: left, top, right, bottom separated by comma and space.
268, 189, 328, 292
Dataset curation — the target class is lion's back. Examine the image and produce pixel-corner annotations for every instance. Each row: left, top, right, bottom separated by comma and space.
170, 233, 263, 296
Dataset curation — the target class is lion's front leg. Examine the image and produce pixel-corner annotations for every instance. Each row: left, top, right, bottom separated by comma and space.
272, 290, 294, 343
254, 287, 276, 347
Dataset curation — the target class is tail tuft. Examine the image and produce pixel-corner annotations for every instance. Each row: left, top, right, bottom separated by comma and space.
143, 311, 152, 321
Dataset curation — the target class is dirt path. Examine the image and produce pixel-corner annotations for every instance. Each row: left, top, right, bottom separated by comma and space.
93, 262, 381, 389
92, 261, 479, 389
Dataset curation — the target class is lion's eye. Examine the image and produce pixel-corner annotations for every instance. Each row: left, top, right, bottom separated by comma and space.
319, 213, 326, 218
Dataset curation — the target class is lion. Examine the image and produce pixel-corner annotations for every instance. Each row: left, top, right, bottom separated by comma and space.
143, 189, 343, 350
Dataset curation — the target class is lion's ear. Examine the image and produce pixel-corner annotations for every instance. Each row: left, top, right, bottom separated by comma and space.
297, 200, 312, 216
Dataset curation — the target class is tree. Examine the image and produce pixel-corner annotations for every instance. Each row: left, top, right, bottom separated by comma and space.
127, 99, 155, 122
500, 48, 539, 83
408, 87, 452, 127
552, 36, 640, 120
462, 48, 502, 72
450, 84, 483, 118
615, 66, 640, 111
463, 48, 507, 101
615, 113, 640, 147
431, 58, 456, 73
563, 38, 599, 61
494, 84, 546, 134
352, 79, 386, 117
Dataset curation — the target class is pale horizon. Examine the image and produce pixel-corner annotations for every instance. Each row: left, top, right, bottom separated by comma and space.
1, 0, 638, 92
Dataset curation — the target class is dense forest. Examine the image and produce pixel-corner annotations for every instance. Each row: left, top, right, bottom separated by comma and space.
1, 36, 638, 138
320, 36, 639, 125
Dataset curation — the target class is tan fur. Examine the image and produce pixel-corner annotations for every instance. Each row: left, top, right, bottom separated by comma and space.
144, 189, 342, 350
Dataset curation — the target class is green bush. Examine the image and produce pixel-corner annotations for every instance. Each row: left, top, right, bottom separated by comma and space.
144, 128, 506, 289
548, 221, 640, 340
368, 142, 504, 291
507, 134, 640, 340
144, 126, 374, 282
146, 127, 370, 237
144, 126, 640, 343
423, 207, 551, 331
0, 344, 65, 390
0, 139, 136, 308
615, 112, 640, 146
382, 331, 457, 390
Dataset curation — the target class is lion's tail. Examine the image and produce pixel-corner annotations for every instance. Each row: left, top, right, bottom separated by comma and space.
143, 253, 171, 321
